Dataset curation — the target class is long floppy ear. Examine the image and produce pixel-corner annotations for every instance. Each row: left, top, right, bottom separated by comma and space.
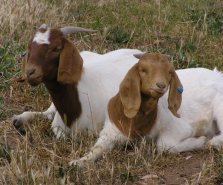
168, 71, 183, 118
119, 64, 141, 118
57, 39, 83, 84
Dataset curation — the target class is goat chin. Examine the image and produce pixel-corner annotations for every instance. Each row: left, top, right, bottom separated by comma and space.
148, 90, 165, 98
27, 77, 42, 86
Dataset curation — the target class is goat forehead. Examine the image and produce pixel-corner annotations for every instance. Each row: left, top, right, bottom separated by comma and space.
33, 30, 50, 45
141, 60, 169, 69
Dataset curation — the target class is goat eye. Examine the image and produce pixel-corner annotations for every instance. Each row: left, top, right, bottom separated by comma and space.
140, 69, 147, 74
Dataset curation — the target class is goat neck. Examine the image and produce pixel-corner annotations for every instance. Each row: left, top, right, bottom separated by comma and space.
44, 80, 82, 127
108, 93, 158, 139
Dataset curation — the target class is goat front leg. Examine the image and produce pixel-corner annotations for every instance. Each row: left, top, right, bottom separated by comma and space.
69, 135, 115, 167
12, 103, 56, 132
69, 121, 126, 167
51, 112, 71, 139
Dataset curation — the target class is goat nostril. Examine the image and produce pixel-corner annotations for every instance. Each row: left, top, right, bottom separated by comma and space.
156, 82, 166, 89
27, 68, 36, 77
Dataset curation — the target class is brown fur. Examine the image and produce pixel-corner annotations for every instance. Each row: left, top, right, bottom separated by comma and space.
23, 28, 84, 127
168, 71, 182, 117
45, 81, 81, 127
108, 53, 182, 138
108, 93, 158, 138
57, 39, 83, 84
119, 64, 141, 119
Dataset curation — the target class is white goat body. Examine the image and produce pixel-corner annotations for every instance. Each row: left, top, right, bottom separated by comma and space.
12, 49, 142, 138
70, 67, 223, 166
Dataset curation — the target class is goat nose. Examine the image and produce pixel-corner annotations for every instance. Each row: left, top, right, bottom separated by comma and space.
156, 82, 166, 89
27, 68, 36, 77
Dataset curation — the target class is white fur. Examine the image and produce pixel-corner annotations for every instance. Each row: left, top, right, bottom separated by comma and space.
33, 30, 50, 44
12, 49, 142, 137
70, 67, 223, 166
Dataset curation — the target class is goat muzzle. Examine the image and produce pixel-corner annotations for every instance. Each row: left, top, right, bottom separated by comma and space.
147, 88, 167, 98
26, 67, 43, 86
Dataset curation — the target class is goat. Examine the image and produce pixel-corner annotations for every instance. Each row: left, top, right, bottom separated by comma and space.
70, 53, 223, 167
12, 24, 143, 138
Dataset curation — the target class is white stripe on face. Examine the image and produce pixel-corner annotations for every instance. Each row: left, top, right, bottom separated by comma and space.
33, 30, 50, 44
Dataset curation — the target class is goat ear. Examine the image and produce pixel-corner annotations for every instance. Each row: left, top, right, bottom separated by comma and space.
119, 64, 141, 118
168, 71, 183, 118
57, 39, 83, 84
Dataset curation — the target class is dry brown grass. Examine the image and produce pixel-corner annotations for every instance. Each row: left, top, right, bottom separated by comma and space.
1, 0, 223, 184
0, 0, 75, 43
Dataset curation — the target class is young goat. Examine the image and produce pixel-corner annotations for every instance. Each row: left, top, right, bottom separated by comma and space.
70, 53, 223, 167
12, 24, 142, 138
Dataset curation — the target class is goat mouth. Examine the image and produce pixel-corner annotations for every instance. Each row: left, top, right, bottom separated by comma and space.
27, 76, 43, 86
148, 89, 165, 98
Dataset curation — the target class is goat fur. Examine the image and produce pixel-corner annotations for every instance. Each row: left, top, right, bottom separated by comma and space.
12, 42, 143, 138
70, 53, 223, 167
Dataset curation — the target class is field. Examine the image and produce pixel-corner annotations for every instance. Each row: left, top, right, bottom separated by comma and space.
0, 0, 223, 184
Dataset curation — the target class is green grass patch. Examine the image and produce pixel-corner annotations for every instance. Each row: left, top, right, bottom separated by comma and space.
0, 42, 23, 89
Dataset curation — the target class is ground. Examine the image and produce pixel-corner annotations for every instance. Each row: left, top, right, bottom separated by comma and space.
0, 0, 223, 184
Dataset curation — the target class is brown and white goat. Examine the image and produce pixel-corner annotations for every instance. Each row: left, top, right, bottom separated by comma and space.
12, 24, 143, 138
70, 53, 223, 167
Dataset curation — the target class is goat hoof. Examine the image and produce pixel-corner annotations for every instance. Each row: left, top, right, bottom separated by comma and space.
12, 116, 23, 128
12, 116, 26, 136
17, 127, 26, 136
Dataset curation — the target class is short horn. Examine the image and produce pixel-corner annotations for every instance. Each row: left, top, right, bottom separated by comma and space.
60, 26, 97, 35
133, 53, 145, 59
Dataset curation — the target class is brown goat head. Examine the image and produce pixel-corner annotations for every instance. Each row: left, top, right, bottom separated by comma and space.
24, 24, 95, 86
120, 53, 183, 118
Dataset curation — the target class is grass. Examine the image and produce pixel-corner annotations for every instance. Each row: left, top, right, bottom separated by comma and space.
0, 0, 223, 184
